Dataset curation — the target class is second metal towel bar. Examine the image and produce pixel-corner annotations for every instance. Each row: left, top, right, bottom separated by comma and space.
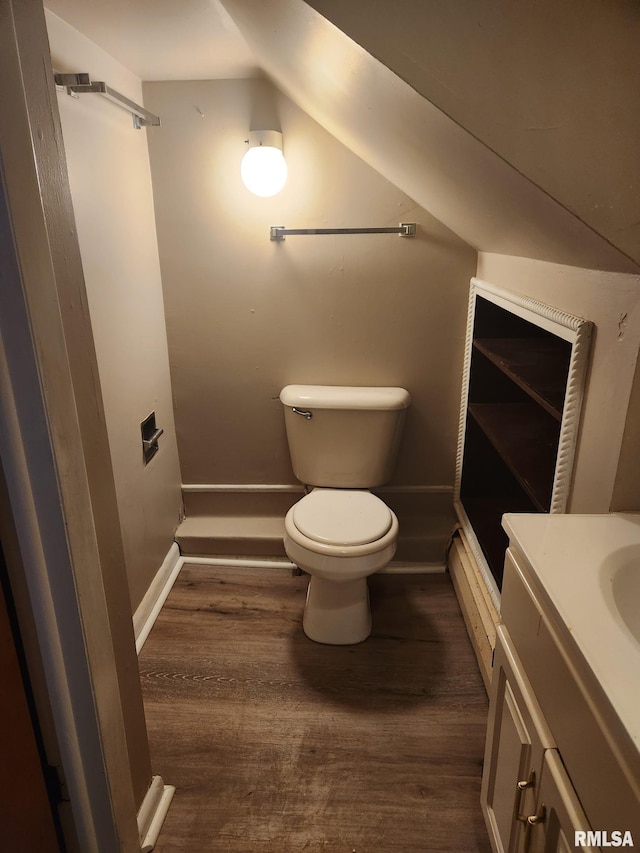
54, 72, 161, 129
270, 223, 416, 241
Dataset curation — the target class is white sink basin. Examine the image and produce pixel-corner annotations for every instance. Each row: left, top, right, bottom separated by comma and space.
603, 545, 640, 645
502, 512, 640, 752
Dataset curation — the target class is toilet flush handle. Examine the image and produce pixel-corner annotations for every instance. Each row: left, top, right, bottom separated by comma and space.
292, 407, 313, 420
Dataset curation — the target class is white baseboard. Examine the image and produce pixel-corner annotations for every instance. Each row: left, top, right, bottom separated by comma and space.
133, 543, 182, 654
133, 548, 446, 656
180, 555, 295, 569
138, 774, 175, 852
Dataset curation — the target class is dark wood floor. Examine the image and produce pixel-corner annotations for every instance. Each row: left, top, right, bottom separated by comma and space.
139, 565, 492, 852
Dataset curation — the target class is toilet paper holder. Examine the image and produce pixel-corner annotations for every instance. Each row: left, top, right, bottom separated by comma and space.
141, 411, 164, 464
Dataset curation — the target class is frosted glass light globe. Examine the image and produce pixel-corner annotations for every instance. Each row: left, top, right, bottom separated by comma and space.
241, 132, 288, 197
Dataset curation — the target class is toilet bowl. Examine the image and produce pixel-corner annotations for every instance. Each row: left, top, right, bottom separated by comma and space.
280, 384, 410, 645
284, 488, 399, 644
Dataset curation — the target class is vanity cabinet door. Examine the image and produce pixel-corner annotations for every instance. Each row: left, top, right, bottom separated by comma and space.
527, 750, 596, 853
481, 626, 555, 853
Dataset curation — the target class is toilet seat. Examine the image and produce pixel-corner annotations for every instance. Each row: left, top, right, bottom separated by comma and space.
285, 489, 398, 559
292, 489, 392, 546
284, 488, 400, 640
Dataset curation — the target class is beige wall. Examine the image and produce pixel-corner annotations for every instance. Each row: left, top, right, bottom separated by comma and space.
476, 253, 640, 512
306, 0, 640, 268
47, 12, 182, 612
612, 354, 640, 511
143, 77, 477, 490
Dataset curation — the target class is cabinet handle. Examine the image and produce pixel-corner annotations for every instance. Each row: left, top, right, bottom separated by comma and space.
515, 770, 535, 824
526, 811, 545, 825
523, 804, 546, 853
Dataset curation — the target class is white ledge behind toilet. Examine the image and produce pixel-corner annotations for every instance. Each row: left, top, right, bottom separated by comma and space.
178, 482, 455, 573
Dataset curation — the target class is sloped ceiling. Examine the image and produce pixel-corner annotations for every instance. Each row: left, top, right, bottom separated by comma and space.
221, 0, 638, 273
305, 0, 640, 270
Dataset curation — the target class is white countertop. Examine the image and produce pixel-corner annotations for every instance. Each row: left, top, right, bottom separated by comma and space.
502, 512, 640, 751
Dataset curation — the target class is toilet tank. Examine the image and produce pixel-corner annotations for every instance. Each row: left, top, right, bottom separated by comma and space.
280, 385, 410, 488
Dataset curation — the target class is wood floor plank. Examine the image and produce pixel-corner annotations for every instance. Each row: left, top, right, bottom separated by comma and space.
140, 566, 491, 852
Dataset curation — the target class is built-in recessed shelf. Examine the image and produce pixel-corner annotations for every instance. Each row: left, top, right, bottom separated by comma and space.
468, 402, 560, 512
473, 338, 570, 421
455, 280, 592, 598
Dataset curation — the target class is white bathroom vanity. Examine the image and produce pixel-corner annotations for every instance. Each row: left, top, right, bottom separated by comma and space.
481, 513, 640, 852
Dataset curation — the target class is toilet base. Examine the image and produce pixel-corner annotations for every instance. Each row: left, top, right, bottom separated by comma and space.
303, 575, 371, 645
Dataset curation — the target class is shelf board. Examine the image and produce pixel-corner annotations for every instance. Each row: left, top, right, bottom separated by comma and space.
473, 338, 570, 420
468, 402, 559, 511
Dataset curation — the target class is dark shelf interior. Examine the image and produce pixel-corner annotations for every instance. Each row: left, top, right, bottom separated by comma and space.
461, 496, 530, 590
473, 338, 570, 420
459, 295, 571, 591
460, 414, 538, 588
468, 402, 560, 512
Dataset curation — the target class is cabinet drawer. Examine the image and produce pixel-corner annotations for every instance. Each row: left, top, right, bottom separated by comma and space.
501, 548, 640, 839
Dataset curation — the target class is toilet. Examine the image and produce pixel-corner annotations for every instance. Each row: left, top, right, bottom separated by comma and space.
280, 384, 410, 645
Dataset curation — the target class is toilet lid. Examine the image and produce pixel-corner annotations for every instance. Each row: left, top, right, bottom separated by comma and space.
292, 490, 393, 546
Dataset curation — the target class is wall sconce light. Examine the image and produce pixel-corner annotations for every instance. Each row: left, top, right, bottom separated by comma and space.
241, 130, 288, 197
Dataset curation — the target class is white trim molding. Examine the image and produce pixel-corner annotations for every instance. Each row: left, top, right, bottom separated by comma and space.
181, 483, 304, 493
137, 775, 175, 853
133, 543, 182, 654
179, 555, 446, 574
181, 483, 452, 493
376, 485, 453, 494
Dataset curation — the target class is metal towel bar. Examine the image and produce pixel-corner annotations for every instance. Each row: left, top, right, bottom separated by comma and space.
270, 223, 416, 241
54, 72, 161, 129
